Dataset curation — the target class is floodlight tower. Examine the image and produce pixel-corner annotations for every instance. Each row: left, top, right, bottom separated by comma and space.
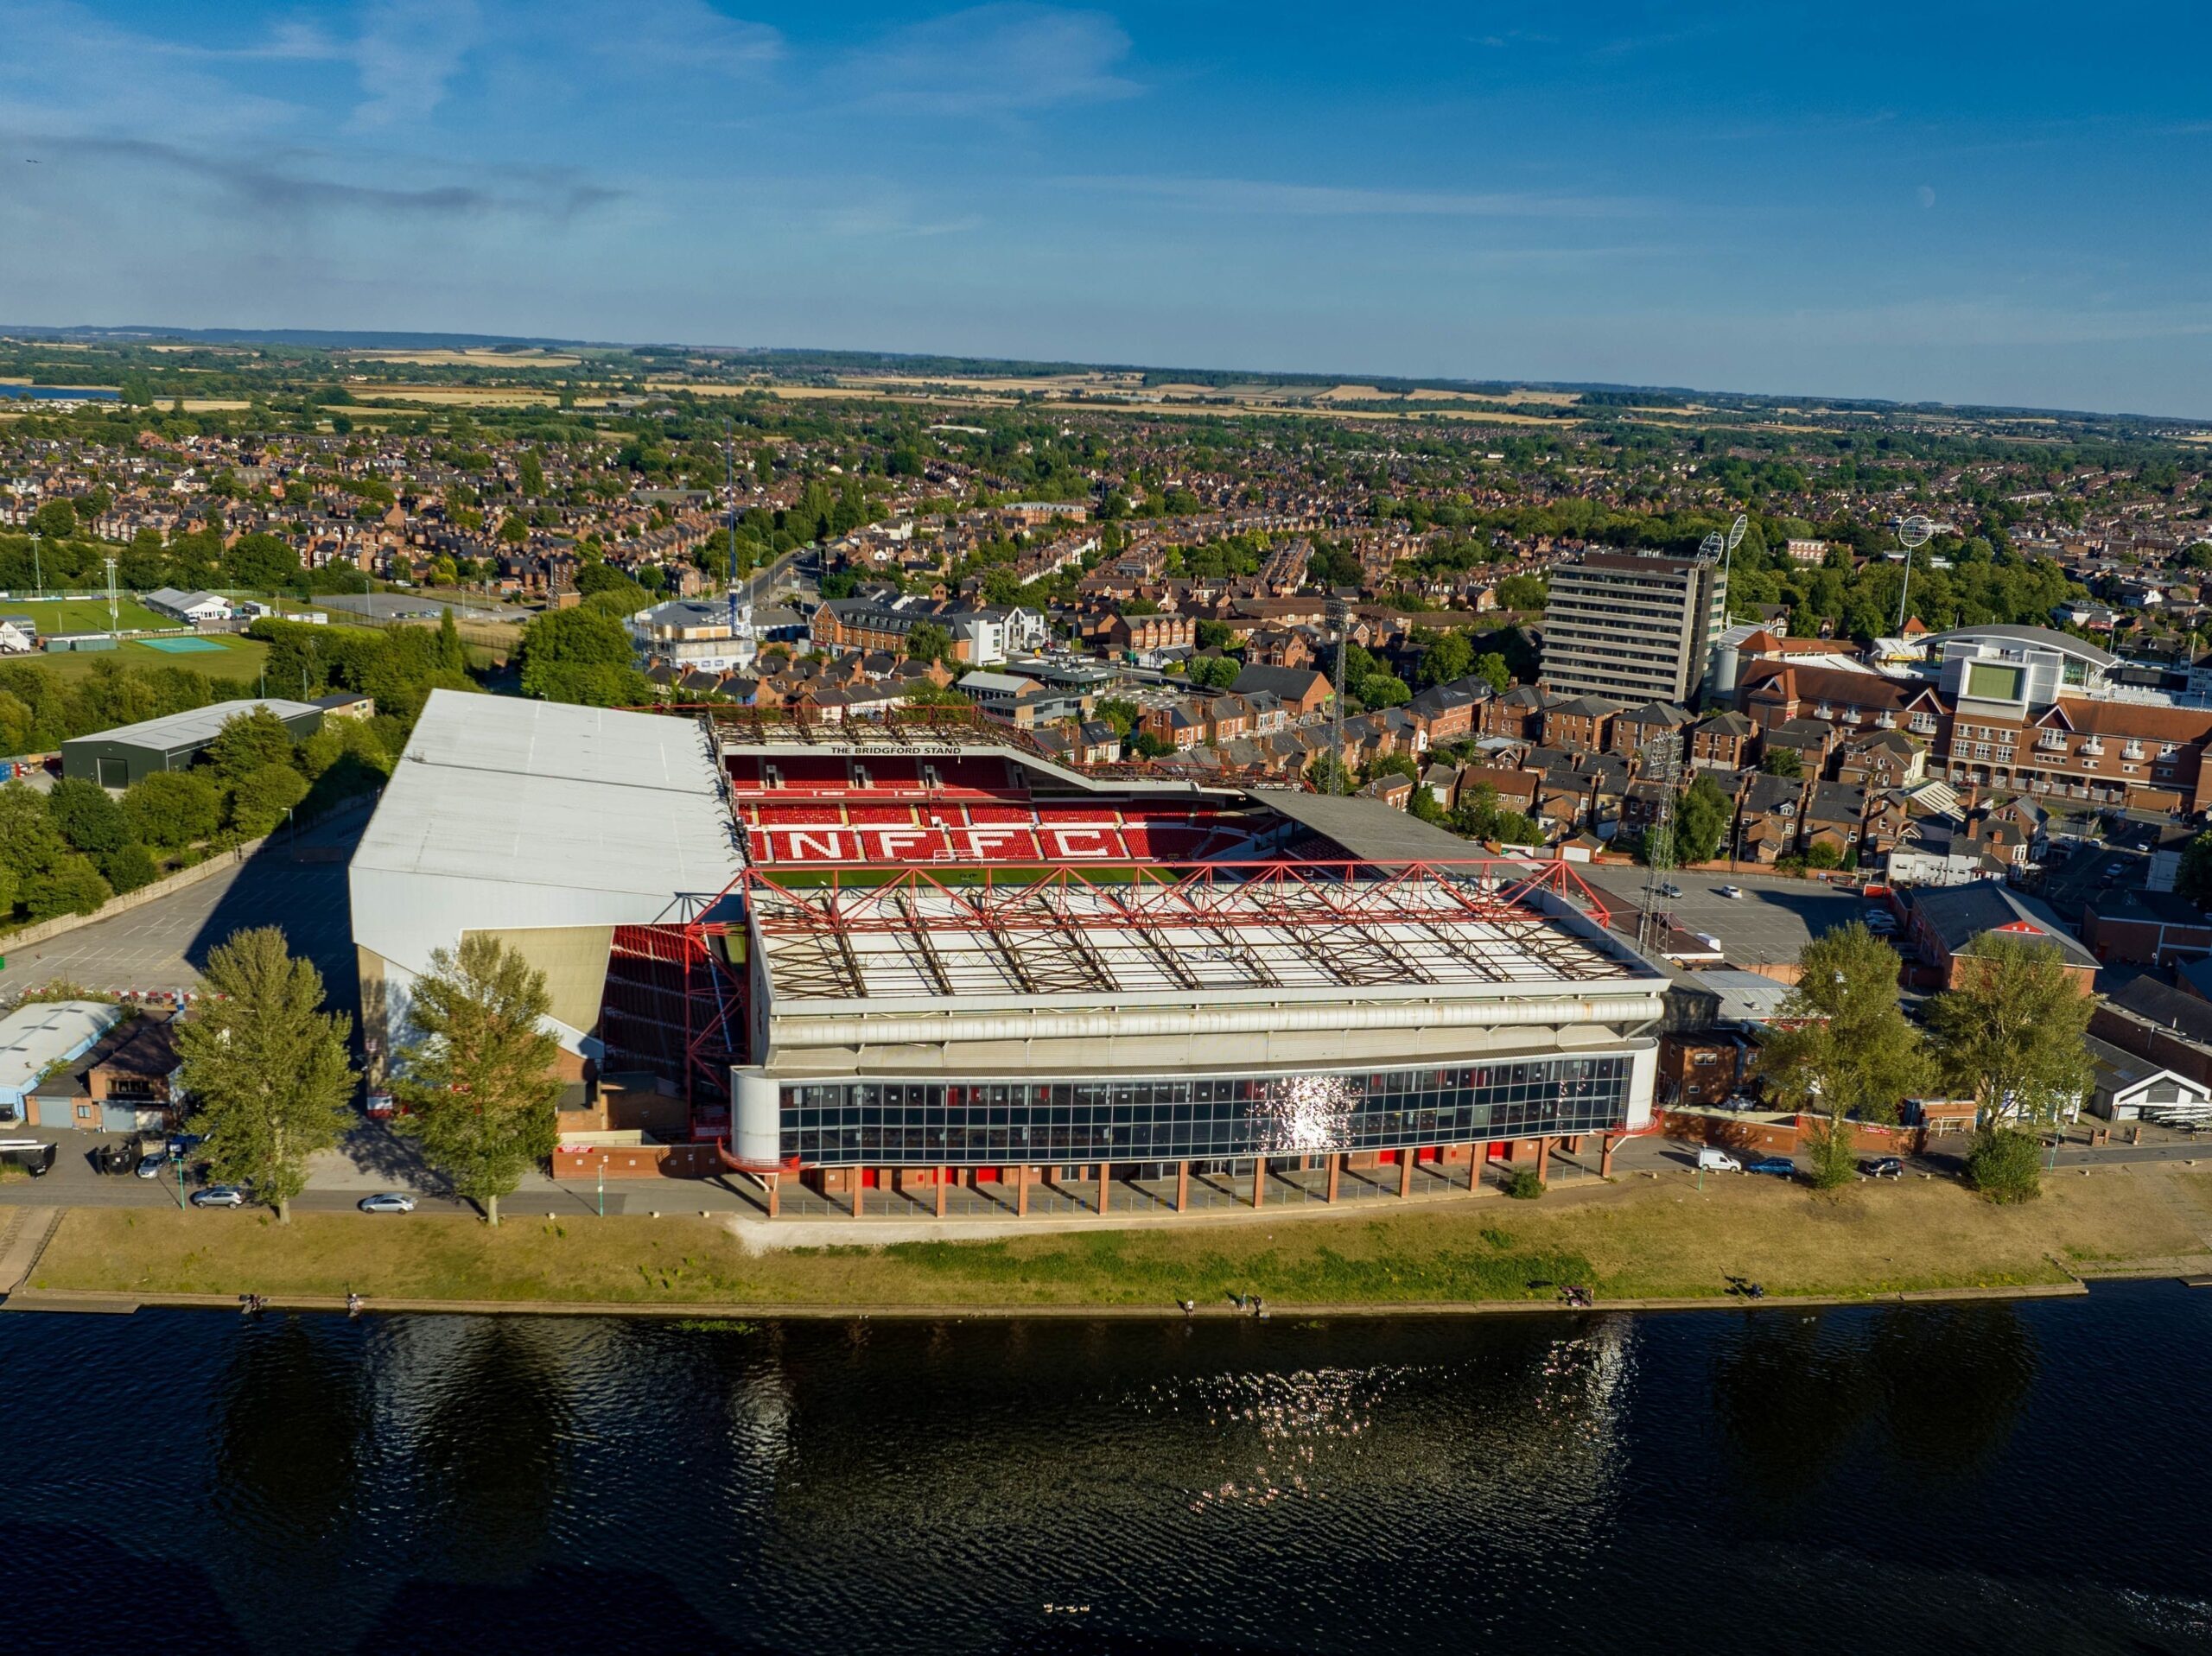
1894, 514, 1935, 634
724, 418, 740, 637
103, 555, 118, 635
1635, 726, 1684, 953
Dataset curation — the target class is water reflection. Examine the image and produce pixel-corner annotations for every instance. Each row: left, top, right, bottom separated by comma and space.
1713, 1304, 2038, 1499
403, 1318, 575, 1584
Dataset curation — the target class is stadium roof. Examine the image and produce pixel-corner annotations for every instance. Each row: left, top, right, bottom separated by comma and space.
1250, 789, 1480, 864
747, 860, 1658, 1009
1927, 624, 2118, 669
353, 690, 741, 904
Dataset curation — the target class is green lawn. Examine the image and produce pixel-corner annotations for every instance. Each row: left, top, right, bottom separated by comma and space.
12, 634, 270, 683
31, 1169, 2212, 1310
2, 596, 175, 634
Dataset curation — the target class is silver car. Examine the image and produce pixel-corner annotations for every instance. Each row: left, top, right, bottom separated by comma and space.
190, 1184, 247, 1208
358, 1192, 417, 1214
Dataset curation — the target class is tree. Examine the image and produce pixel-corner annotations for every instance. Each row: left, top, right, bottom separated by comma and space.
2179, 828, 2212, 906
904, 621, 955, 665
124, 771, 221, 848
391, 935, 563, 1227
207, 707, 299, 782
1761, 747, 1803, 778
1964, 1125, 2044, 1203
230, 762, 310, 836
1472, 651, 1512, 695
1306, 752, 1354, 795
1418, 630, 1474, 688
1187, 654, 1240, 690
31, 498, 76, 540
1492, 574, 1547, 611
1759, 925, 1929, 1181
46, 777, 131, 858
1635, 822, 1676, 869
517, 606, 649, 706
1924, 936, 2094, 1137
1357, 671, 1411, 708
1674, 775, 1733, 866
1095, 697, 1141, 739
225, 532, 301, 591
22, 853, 110, 919
436, 606, 465, 673
176, 927, 358, 1222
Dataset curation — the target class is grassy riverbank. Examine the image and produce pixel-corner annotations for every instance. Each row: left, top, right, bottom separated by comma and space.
29, 1167, 2212, 1310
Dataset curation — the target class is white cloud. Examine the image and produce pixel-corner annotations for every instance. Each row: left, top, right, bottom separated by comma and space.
347, 0, 484, 129
1067, 174, 1651, 219
845, 4, 1138, 114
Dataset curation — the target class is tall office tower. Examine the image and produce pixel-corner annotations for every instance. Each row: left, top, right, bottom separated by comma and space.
1539, 549, 1729, 707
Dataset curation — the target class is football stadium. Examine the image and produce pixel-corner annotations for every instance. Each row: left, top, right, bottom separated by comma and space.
350, 692, 1667, 1217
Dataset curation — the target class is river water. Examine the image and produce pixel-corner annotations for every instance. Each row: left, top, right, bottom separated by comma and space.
3, 1285, 2208, 1653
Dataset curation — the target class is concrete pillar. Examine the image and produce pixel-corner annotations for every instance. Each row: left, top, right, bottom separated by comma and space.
1466, 1150, 1482, 1194
1098, 1162, 1111, 1215
1599, 1135, 1617, 1178
765, 1171, 779, 1219
852, 1169, 864, 1219
1325, 1153, 1340, 1203
1536, 1137, 1552, 1183
934, 1166, 948, 1218
1016, 1164, 1031, 1216
1175, 1160, 1189, 1212
1397, 1151, 1414, 1199
1251, 1154, 1267, 1209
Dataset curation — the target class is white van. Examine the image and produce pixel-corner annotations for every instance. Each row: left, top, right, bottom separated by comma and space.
1696, 1147, 1742, 1173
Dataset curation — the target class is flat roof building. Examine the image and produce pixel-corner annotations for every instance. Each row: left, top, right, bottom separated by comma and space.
1541, 549, 1728, 707
60, 698, 323, 789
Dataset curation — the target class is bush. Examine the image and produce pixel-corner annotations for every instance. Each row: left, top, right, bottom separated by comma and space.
1965, 1126, 2044, 1203
1503, 1170, 1546, 1200
97, 841, 159, 895
124, 771, 220, 848
23, 853, 111, 920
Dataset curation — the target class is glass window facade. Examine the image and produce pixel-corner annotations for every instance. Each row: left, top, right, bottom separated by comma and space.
778, 1055, 1632, 1167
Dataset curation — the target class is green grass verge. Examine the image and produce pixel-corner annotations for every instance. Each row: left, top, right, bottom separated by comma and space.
31, 1171, 2212, 1309
3, 596, 174, 633
16, 635, 270, 682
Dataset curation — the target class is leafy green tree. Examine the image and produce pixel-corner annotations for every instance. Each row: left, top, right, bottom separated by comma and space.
225, 532, 301, 591
46, 777, 131, 857
1635, 822, 1676, 869
207, 707, 300, 782
436, 607, 465, 673
1759, 923, 1929, 1135
517, 606, 649, 706
1473, 651, 1512, 695
1357, 671, 1411, 708
1674, 774, 1733, 865
2178, 829, 2212, 906
230, 763, 310, 835
1964, 1126, 2044, 1203
1094, 698, 1141, 739
1187, 655, 1240, 690
1492, 574, 1547, 611
31, 498, 76, 540
178, 927, 358, 1222
1761, 747, 1803, 778
391, 935, 563, 1227
1418, 630, 1474, 688
99, 840, 157, 894
23, 853, 110, 919
0, 781, 66, 911
904, 621, 955, 665
1924, 935, 2094, 1136
124, 771, 221, 848
1306, 752, 1354, 795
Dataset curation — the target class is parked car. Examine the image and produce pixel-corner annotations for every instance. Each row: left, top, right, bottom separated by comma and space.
1696, 1147, 1742, 1173
189, 1184, 247, 1209
1860, 1156, 1904, 1179
133, 1152, 168, 1179
1717, 885, 1746, 900
1746, 1157, 1797, 1180
358, 1192, 417, 1214
1659, 882, 1684, 899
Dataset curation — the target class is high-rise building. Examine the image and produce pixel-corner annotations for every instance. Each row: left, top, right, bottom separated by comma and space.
1539, 549, 1728, 707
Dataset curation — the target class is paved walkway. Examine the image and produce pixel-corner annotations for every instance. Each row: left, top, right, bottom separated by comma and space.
0, 1207, 60, 1295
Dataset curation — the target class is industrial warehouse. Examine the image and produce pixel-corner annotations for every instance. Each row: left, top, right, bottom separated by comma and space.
350, 692, 1668, 1219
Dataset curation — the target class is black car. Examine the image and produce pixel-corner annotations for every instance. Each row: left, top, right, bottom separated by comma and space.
1860, 1156, 1905, 1179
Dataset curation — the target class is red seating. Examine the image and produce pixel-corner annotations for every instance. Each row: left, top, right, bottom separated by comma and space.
845, 803, 917, 825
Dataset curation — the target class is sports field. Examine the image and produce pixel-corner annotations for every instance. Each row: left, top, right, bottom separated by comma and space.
8, 634, 270, 682
0, 596, 174, 633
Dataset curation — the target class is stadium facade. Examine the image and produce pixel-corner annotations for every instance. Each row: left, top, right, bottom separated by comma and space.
351, 692, 1667, 1215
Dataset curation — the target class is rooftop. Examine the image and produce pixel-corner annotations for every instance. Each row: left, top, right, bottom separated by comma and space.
748, 860, 1657, 1010
353, 690, 741, 904
60, 697, 321, 755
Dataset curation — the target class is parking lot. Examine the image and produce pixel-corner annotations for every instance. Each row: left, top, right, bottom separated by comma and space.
1578, 866, 1865, 969
0, 818, 360, 1022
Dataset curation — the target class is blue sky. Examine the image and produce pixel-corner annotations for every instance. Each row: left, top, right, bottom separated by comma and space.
2, 2, 2209, 416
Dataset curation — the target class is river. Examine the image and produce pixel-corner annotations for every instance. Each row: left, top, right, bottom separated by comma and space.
3, 1284, 2208, 1653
